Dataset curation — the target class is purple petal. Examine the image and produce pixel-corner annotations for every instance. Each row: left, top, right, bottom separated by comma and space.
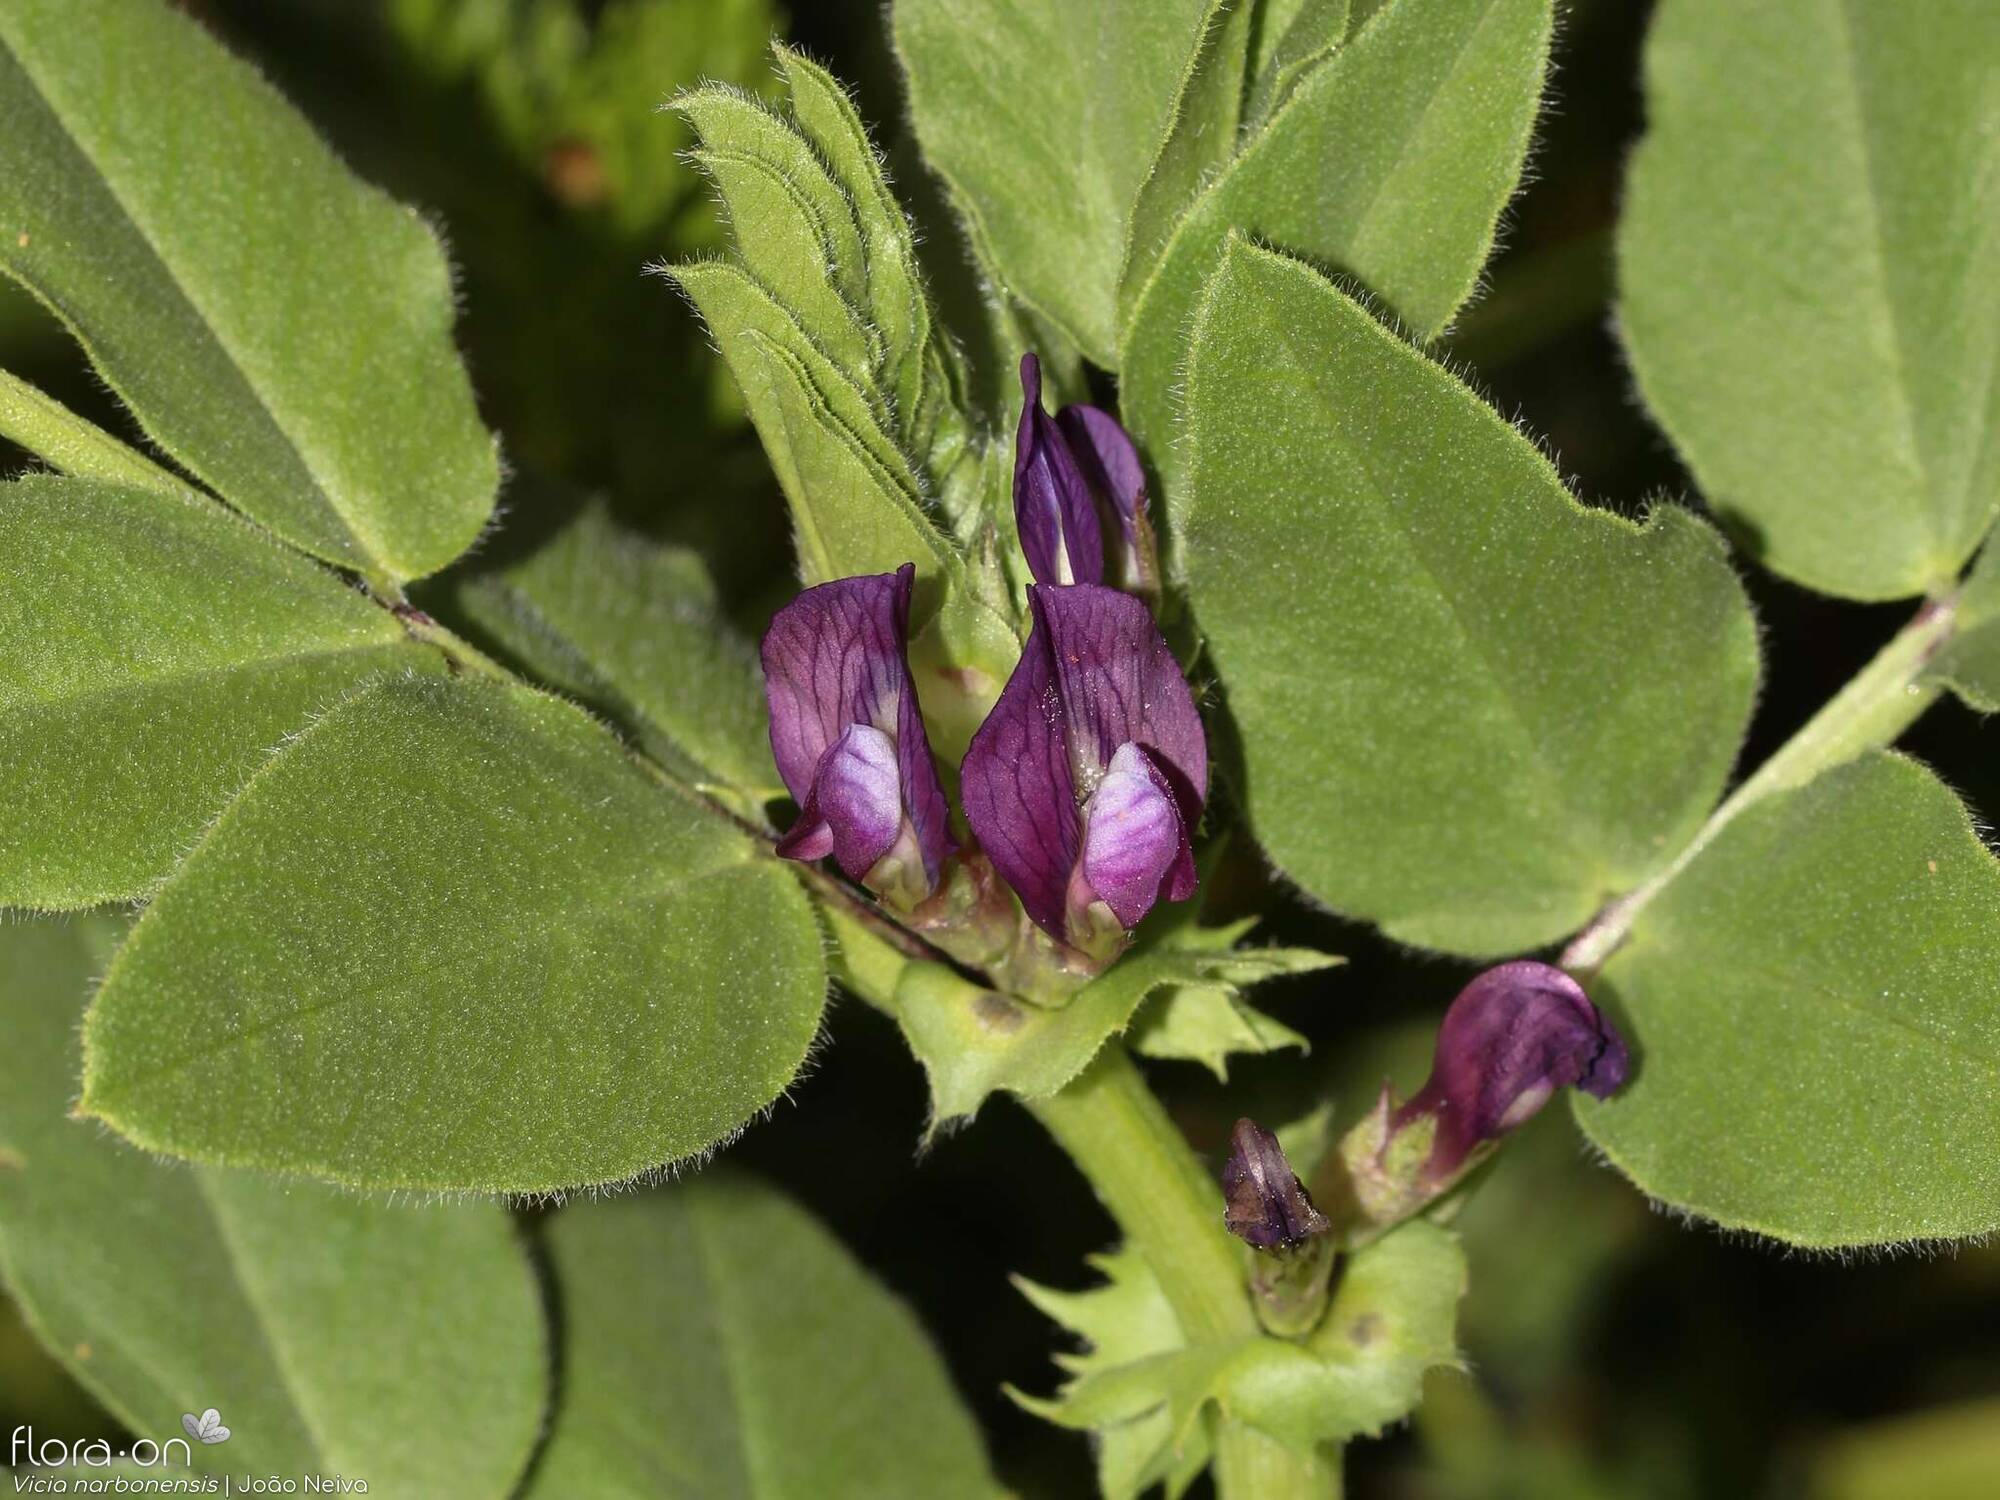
1222, 1118, 1330, 1251
773, 724, 902, 881
1056, 403, 1154, 588
1014, 354, 1103, 586
760, 565, 953, 889
1077, 742, 1194, 930
961, 583, 1206, 942
1398, 961, 1630, 1177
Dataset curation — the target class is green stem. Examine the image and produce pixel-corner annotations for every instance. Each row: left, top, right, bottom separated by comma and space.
1563, 593, 1956, 972
1028, 1046, 1339, 1500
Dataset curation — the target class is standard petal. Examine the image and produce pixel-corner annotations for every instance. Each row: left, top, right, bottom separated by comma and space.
1014, 354, 1103, 586
760, 566, 914, 803
960, 602, 1076, 935
1032, 584, 1206, 816
1078, 742, 1193, 930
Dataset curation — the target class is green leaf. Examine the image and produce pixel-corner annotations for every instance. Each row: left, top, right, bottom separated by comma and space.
1617, 0, 2000, 601
1122, 0, 1553, 501
1021, 1220, 1464, 1457
1574, 752, 2000, 1247
1014, 1248, 1210, 1500
0, 916, 546, 1495
81, 674, 827, 1193
0, 475, 440, 910
0, 0, 497, 584
0, 367, 199, 502
456, 498, 776, 795
1244, 0, 1350, 127
892, 933, 1335, 1124
894, 0, 1212, 364
1184, 241, 1760, 956
529, 1174, 996, 1499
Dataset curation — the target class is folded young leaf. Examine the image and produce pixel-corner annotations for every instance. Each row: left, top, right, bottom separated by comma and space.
894, 0, 1213, 365
0, 0, 497, 585
0, 475, 441, 910
1618, 0, 2000, 601
1574, 753, 2000, 1247
0, 917, 545, 1496
1243, 0, 1351, 128
1184, 242, 1759, 957
80, 675, 828, 1193
1122, 0, 1553, 504
0, 367, 200, 503
1018, 1219, 1464, 1458
528, 1175, 995, 1499
455, 497, 777, 796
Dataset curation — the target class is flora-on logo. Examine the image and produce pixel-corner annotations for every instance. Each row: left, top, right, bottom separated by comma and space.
182, 1408, 232, 1445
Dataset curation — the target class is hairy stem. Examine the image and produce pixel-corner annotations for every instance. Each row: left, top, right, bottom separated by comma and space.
1029, 1046, 1340, 1500
1564, 592, 1957, 972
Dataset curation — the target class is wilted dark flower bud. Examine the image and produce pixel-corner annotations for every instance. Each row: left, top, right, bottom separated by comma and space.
760, 565, 954, 910
1333, 962, 1629, 1235
1015, 355, 1158, 593
1222, 1118, 1330, 1252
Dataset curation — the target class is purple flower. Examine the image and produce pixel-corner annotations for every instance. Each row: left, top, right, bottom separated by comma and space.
1014, 355, 1157, 592
1330, 963, 1628, 1237
1056, 402, 1156, 592
1398, 960, 1628, 1178
760, 565, 953, 909
1223, 1118, 1330, 1252
1014, 353, 1103, 586
959, 583, 1206, 959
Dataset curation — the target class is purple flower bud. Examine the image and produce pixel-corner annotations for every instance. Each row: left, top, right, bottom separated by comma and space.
1398, 961, 1629, 1177
760, 565, 953, 908
1014, 354, 1103, 586
1056, 402, 1157, 592
1328, 963, 1628, 1239
1223, 1118, 1330, 1252
960, 583, 1206, 959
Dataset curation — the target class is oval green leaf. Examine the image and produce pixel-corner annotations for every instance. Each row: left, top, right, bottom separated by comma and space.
0, 916, 546, 1497
81, 675, 828, 1193
0, 0, 498, 583
530, 1175, 996, 1499
1184, 241, 1759, 956
0, 475, 439, 910
1617, 0, 2000, 600
1575, 753, 2000, 1247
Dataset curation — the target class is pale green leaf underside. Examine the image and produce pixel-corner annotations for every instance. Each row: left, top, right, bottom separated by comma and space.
0, 918, 546, 1497
0, 367, 199, 501
1575, 753, 2000, 1247
1122, 0, 1553, 500
1618, 0, 2000, 601
458, 498, 776, 794
529, 1177, 996, 1500
0, 0, 497, 582
0, 475, 441, 910
1184, 242, 1759, 957
81, 675, 827, 1193
894, 0, 1212, 365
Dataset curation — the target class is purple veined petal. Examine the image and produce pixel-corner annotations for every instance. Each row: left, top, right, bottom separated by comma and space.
1034, 584, 1205, 812
1056, 402, 1155, 588
1014, 354, 1104, 586
1076, 742, 1195, 930
760, 564, 954, 891
1223, 1118, 1331, 1251
962, 582, 1206, 943
1397, 961, 1630, 1178
773, 723, 903, 881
